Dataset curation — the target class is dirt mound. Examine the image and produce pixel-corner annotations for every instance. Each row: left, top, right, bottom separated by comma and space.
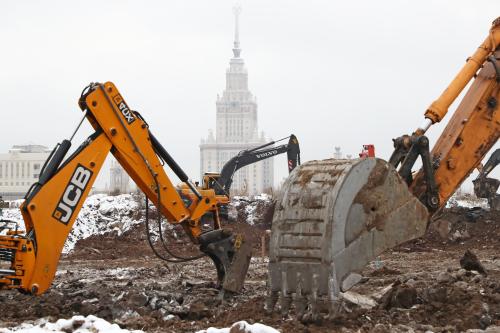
66, 222, 203, 261
228, 195, 275, 229
0, 257, 271, 333
400, 207, 500, 253
67, 194, 277, 261
362, 265, 500, 332
1, 206, 499, 332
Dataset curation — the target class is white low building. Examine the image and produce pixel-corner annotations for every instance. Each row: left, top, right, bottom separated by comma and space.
0, 144, 51, 200
109, 159, 130, 194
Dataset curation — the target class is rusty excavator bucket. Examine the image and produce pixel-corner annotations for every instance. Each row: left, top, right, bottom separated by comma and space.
266, 158, 429, 319
199, 229, 253, 295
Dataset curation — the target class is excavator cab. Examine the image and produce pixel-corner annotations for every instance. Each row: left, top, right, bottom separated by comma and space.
202, 172, 222, 191
359, 144, 375, 158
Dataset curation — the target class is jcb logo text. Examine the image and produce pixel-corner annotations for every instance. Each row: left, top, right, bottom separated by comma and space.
53, 164, 93, 224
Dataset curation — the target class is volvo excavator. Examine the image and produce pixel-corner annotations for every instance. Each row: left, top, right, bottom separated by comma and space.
0, 82, 253, 295
197, 135, 300, 220
201, 134, 300, 197
266, 17, 500, 319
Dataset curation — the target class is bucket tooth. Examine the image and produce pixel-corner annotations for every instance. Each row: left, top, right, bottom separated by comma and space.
264, 273, 279, 313
280, 295, 292, 317
268, 158, 429, 317
308, 274, 320, 322
293, 274, 307, 319
328, 277, 342, 319
279, 270, 293, 316
264, 290, 279, 313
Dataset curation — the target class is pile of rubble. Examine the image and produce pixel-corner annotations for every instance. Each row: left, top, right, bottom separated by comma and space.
228, 194, 274, 228
340, 249, 499, 333
0, 257, 271, 332
1, 194, 144, 253
0, 193, 499, 332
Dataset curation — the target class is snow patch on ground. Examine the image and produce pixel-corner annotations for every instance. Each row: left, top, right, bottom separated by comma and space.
0, 315, 143, 333
196, 321, 279, 333
0, 192, 273, 253
0, 194, 142, 253
1, 209, 23, 224
446, 194, 489, 209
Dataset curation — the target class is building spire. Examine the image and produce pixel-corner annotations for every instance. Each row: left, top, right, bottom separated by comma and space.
232, 4, 242, 58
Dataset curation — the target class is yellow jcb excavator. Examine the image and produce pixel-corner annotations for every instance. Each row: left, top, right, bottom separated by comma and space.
0, 82, 252, 295
266, 17, 500, 320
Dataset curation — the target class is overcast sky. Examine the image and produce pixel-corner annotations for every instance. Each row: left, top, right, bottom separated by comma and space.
1, 0, 498, 190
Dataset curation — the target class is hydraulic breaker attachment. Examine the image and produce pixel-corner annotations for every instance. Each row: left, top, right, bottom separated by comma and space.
266, 158, 428, 320
199, 229, 252, 294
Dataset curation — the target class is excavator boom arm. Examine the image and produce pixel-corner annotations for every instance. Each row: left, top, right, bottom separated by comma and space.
423, 17, 500, 126
0, 82, 236, 295
213, 135, 300, 195
410, 21, 500, 209
267, 18, 500, 320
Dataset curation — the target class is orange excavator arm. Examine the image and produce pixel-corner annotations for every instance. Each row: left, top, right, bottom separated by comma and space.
0, 82, 249, 295
266, 18, 500, 318
391, 17, 500, 213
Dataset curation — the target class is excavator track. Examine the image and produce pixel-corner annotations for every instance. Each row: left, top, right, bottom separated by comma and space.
266, 158, 429, 319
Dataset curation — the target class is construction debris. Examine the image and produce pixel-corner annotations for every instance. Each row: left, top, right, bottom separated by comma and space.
460, 250, 488, 275
0, 198, 498, 332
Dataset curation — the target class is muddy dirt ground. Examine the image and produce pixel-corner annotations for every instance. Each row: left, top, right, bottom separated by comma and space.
0, 206, 499, 333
